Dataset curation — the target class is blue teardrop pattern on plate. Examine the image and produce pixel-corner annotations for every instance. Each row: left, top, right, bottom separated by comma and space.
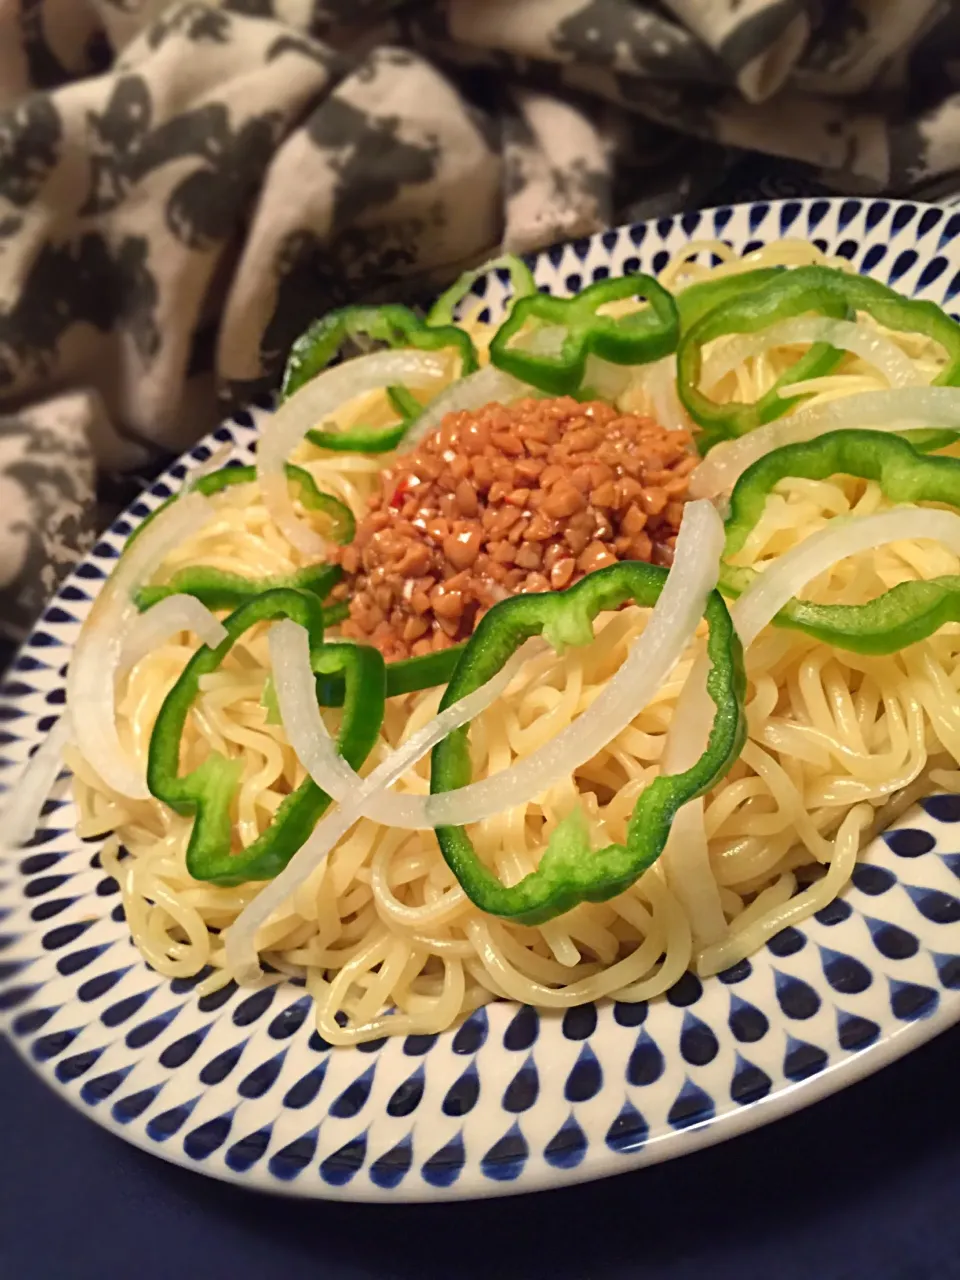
783, 1037, 828, 1082
613, 999, 647, 1027
730, 1056, 772, 1106
562, 1003, 597, 1041
238, 1049, 286, 1100
666, 972, 702, 1007
565, 1044, 602, 1103
387, 1064, 424, 1118
921, 793, 960, 823
544, 1114, 587, 1169
852, 864, 895, 896
225, 1126, 272, 1174
918, 207, 943, 238
667, 1079, 715, 1130
905, 884, 960, 925
421, 1132, 465, 1189
160, 1023, 212, 1069
452, 1006, 487, 1055
125, 1003, 183, 1049
284, 1061, 328, 1110
329, 1063, 376, 1119
819, 946, 872, 995
32, 1025, 82, 1062
934, 953, 960, 988
0, 982, 41, 1011
146, 1096, 198, 1142
503, 1004, 539, 1051
481, 1122, 529, 1183
320, 1134, 368, 1187
197, 980, 238, 1014
268, 994, 311, 1041
864, 916, 919, 961
13, 1005, 58, 1037
605, 1100, 648, 1154
885, 827, 936, 858
626, 1029, 664, 1086
183, 1111, 234, 1161
443, 1061, 480, 1117
403, 1033, 438, 1056
81, 1065, 132, 1106
891, 204, 917, 234
679, 1012, 719, 1066
814, 898, 852, 926
232, 985, 277, 1027
369, 1135, 414, 1190
778, 201, 801, 235
104, 989, 158, 1030
269, 1127, 319, 1181
717, 959, 752, 985
77, 967, 131, 1003
837, 198, 861, 231
889, 979, 939, 1021
774, 970, 821, 1020
55, 1045, 105, 1084
112, 1083, 164, 1125
199, 1039, 247, 1086
837, 1011, 880, 1051
502, 1054, 539, 1113
888, 249, 919, 285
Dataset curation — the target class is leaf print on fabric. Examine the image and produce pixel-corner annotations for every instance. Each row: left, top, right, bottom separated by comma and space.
0, 94, 61, 207
82, 74, 284, 248
551, 0, 717, 80
144, 2, 233, 49
0, 233, 159, 390
0, 393, 96, 644
19, 0, 76, 91
308, 97, 441, 233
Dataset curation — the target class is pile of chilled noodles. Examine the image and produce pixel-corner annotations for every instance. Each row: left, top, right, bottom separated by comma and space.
12, 237, 960, 1046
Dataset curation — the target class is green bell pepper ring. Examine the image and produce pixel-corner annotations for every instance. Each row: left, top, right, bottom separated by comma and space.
132, 462, 353, 611
313, 642, 465, 708
148, 588, 386, 885
678, 265, 960, 451
675, 266, 785, 332
427, 254, 537, 327
282, 304, 478, 401
128, 462, 353, 552
720, 428, 960, 654
306, 385, 422, 455
136, 563, 344, 613
429, 561, 747, 925
489, 273, 680, 397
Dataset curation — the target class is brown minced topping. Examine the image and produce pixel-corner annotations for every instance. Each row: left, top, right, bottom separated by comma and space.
331, 396, 696, 661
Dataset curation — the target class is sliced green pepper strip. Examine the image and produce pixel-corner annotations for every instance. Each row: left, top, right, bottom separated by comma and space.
430, 563, 747, 925
679, 265, 960, 451
148, 588, 386, 885
720, 428, 960, 654
675, 267, 785, 332
314, 643, 465, 708
128, 462, 353, 552
489, 274, 679, 396
282, 304, 478, 401
305, 386, 425, 455
427, 254, 537, 327
137, 563, 343, 612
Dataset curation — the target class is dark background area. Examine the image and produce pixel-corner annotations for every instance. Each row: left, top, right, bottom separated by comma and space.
3, 1022, 960, 1280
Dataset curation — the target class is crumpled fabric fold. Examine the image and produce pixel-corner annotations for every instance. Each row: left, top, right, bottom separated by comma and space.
2, 0, 960, 655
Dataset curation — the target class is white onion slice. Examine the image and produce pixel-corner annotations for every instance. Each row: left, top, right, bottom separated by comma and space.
731, 506, 960, 645
272, 498, 725, 836
65, 492, 213, 799
1, 713, 73, 848
690, 386, 960, 500
645, 355, 688, 431
258, 350, 450, 554
399, 364, 528, 452
659, 658, 726, 946
226, 637, 540, 982
701, 317, 920, 392
120, 595, 227, 673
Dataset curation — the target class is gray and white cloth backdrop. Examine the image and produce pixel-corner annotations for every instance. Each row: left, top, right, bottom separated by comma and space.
3, 0, 960, 659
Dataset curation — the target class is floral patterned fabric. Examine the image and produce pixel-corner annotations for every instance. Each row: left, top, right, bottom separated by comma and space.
2, 0, 960, 657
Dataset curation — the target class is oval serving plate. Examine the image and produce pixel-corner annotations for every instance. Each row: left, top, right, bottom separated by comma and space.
2, 197, 960, 1202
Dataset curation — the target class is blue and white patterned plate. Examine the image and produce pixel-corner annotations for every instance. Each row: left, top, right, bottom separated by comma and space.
3, 197, 960, 1202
